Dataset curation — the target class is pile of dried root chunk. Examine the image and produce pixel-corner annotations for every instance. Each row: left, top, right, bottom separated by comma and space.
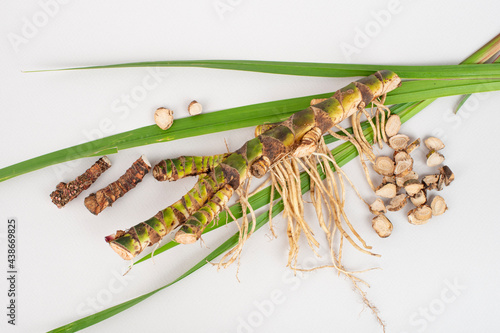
369, 115, 454, 238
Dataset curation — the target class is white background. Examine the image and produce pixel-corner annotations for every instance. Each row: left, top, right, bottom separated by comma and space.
1, 1, 500, 332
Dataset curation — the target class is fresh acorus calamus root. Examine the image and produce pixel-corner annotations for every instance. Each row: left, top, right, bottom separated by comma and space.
105, 70, 402, 262
84, 155, 151, 215
50, 156, 111, 208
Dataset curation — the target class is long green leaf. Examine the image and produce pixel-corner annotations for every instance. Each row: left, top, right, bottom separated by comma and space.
30, 61, 500, 80
2, 78, 499, 184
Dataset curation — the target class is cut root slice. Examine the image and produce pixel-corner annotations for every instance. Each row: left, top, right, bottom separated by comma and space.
388, 134, 410, 150
373, 156, 395, 176
385, 114, 401, 138
387, 194, 408, 211
372, 215, 393, 238
424, 137, 445, 151
426, 150, 445, 167
375, 183, 397, 198
431, 196, 447, 216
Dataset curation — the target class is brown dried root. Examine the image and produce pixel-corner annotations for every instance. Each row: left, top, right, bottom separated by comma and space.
84, 155, 150, 215
50, 156, 111, 208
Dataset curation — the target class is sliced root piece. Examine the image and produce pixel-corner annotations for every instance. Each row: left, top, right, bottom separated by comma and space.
383, 175, 396, 185
372, 215, 393, 238
370, 198, 387, 215
431, 196, 448, 216
404, 179, 425, 196
394, 150, 411, 163
422, 174, 439, 188
410, 190, 427, 207
385, 114, 401, 137
394, 159, 413, 176
439, 166, 455, 186
424, 137, 445, 151
387, 194, 408, 211
388, 134, 410, 150
396, 171, 418, 188
188, 100, 203, 116
375, 183, 397, 199
408, 205, 432, 225
373, 156, 395, 176
406, 138, 421, 154
154, 107, 174, 130
426, 150, 445, 167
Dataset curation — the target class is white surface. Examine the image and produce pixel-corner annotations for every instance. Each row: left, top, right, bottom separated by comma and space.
1, 1, 500, 332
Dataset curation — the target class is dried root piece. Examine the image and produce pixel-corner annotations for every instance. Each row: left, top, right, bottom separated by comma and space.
387, 194, 408, 211
372, 215, 393, 238
396, 171, 418, 188
424, 137, 445, 151
154, 107, 174, 130
407, 205, 432, 225
370, 198, 387, 215
431, 196, 447, 216
188, 100, 203, 116
84, 155, 151, 215
385, 114, 401, 137
375, 183, 397, 198
373, 156, 395, 176
388, 134, 410, 150
426, 150, 445, 167
439, 166, 455, 186
50, 156, 112, 208
406, 138, 421, 154
383, 175, 396, 185
404, 179, 424, 196
410, 190, 427, 207
394, 158, 413, 176
422, 174, 439, 188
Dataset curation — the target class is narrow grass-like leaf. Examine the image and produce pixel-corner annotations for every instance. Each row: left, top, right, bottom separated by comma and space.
455, 56, 500, 113
29, 61, 500, 80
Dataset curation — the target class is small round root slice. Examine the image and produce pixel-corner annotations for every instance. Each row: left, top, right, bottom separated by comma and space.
370, 198, 387, 215
424, 137, 445, 151
404, 179, 424, 196
385, 114, 401, 137
422, 174, 439, 188
408, 205, 432, 225
388, 134, 410, 150
387, 194, 408, 211
372, 215, 393, 238
439, 165, 455, 186
431, 195, 447, 216
426, 150, 445, 167
396, 171, 418, 187
154, 107, 174, 130
410, 190, 427, 207
395, 159, 413, 176
375, 183, 397, 198
373, 156, 395, 176
188, 100, 203, 116
406, 138, 421, 154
